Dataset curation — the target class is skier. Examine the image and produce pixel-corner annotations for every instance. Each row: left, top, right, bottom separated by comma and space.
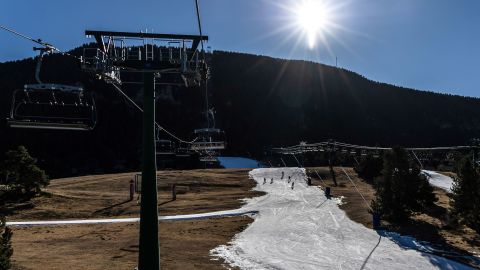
270, 178, 273, 184
291, 182, 295, 190
263, 178, 266, 185
288, 176, 291, 183
281, 171, 284, 179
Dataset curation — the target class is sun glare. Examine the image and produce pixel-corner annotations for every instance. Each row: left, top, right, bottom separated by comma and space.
295, 0, 331, 48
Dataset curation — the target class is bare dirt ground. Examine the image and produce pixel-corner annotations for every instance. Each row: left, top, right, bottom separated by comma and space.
307, 167, 480, 267
7, 169, 262, 270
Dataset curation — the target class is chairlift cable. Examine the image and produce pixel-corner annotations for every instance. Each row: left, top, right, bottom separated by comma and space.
410, 150, 424, 169
311, 168, 327, 186
195, 0, 211, 128
340, 166, 373, 212
0, 24, 91, 64
0, 24, 58, 50
111, 83, 197, 144
194, 0, 206, 59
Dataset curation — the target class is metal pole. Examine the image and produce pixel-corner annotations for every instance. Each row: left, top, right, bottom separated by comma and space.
138, 72, 160, 270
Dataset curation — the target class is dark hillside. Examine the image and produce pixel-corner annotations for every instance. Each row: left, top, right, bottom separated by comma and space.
1, 49, 479, 177
212, 51, 480, 153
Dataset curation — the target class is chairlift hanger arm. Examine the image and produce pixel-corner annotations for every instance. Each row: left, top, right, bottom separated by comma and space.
85, 30, 208, 51
1, 24, 88, 66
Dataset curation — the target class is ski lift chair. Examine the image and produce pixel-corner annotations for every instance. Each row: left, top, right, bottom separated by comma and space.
199, 155, 218, 162
198, 149, 219, 163
7, 84, 96, 131
175, 145, 194, 158
156, 139, 176, 155
8, 46, 97, 131
190, 128, 226, 151
156, 139, 176, 169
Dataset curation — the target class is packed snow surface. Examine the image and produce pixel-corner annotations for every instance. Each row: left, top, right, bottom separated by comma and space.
422, 170, 454, 192
211, 167, 472, 270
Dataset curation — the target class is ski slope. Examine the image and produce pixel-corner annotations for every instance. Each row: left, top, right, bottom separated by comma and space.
211, 167, 472, 270
422, 170, 454, 192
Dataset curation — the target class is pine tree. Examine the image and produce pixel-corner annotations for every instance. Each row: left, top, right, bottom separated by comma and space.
355, 154, 383, 182
415, 170, 437, 209
451, 157, 480, 232
372, 147, 436, 222
4, 146, 48, 196
0, 217, 12, 270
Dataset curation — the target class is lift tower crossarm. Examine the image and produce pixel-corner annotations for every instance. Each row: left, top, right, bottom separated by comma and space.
85, 30, 208, 52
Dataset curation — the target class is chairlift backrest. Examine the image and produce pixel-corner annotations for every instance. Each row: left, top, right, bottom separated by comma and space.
199, 155, 218, 162
7, 84, 97, 131
156, 139, 176, 155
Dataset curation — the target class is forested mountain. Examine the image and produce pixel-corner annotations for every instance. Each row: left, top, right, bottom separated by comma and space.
1, 48, 479, 177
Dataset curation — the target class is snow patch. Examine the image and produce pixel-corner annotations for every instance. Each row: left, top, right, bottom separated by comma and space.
218, 157, 261, 169
422, 170, 454, 192
332, 195, 345, 205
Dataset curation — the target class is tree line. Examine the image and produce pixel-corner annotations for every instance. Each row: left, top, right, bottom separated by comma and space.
2, 48, 480, 177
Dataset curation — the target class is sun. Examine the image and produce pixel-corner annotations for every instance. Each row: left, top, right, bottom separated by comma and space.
294, 0, 332, 48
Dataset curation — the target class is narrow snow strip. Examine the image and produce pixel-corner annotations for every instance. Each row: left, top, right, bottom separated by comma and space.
6, 218, 140, 227
211, 167, 473, 270
422, 170, 454, 192
5, 210, 258, 227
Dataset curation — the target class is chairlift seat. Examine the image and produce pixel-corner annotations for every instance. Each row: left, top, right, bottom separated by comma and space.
191, 128, 226, 151
190, 141, 225, 151
156, 139, 175, 155
175, 147, 194, 157
8, 85, 96, 131
7, 119, 93, 131
24, 83, 83, 92
193, 128, 223, 134
199, 156, 218, 162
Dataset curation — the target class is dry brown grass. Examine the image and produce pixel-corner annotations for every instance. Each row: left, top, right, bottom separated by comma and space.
8, 169, 261, 270
7, 169, 262, 220
11, 217, 252, 270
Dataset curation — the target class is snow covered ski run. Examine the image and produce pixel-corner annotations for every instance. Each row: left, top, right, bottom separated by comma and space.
211, 167, 473, 270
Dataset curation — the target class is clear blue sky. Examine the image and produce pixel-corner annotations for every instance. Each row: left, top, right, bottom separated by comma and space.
1, 0, 479, 97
